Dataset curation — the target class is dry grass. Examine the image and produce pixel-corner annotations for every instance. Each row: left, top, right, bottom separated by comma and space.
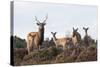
13, 43, 97, 66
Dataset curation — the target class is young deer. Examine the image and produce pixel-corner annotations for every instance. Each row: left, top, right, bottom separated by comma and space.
72, 28, 81, 47
27, 15, 47, 54
83, 27, 92, 46
51, 32, 71, 49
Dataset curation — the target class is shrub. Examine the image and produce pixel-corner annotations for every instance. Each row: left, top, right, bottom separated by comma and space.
55, 52, 65, 63
55, 50, 77, 63
14, 48, 28, 65
13, 43, 97, 66
22, 46, 62, 65
76, 45, 97, 62
13, 36, 26, 48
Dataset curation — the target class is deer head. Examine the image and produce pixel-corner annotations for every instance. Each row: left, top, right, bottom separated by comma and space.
35, 15, 48, 30
51, 32, 57, 37
83, 27, 89, 35
72, 27, 78, 37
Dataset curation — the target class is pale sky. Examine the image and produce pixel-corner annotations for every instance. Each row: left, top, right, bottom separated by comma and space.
14, 1, 98, 40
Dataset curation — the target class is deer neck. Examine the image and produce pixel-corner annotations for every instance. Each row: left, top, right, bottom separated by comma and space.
86, 32, 88, 36
38, 29, 44, 42
76, 32, 81, 41
53, 36, 57, 41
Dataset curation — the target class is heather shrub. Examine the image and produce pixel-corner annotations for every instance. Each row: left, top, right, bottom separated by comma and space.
76, 45, 97, 62
14, 42, 97, 66
14, 48, 28, 65
22, 46, 62, 65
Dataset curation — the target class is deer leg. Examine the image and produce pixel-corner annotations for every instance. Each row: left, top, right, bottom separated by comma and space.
27, 40, 30, 54
32, 41, 34, 51
63, 45, 66, 50
29, 40, 33, 52
39, 45, 41, 50
37, 45, 40, 51
55, 44, 58, 48
27, 46, 30, 54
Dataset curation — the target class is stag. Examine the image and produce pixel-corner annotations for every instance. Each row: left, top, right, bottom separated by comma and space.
27, 15, 48, 54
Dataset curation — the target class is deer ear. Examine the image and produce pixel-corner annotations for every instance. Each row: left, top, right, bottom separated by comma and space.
83, 27, 85, 30
87, 27, 89, 30
51, 32, 54, 34
76, 28, 78, 31
36, 23, 40, 25
55, 32, 57, 34
43, 23, 46, 25
73, 27, 75, 31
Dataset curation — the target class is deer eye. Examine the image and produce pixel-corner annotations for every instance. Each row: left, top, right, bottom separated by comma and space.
36, 23, 40, 25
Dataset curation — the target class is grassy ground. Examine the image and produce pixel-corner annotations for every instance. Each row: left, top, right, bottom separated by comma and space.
13, 44, 97, 66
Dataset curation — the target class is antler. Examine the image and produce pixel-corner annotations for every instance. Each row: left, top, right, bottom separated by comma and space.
43, 14, 48, 23
35, 16, 40, 23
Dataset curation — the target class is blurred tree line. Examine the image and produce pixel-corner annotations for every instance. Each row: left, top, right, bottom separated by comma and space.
12, 36, 27, 48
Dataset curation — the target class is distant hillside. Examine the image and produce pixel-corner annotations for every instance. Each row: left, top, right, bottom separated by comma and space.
12, 36, 27, 48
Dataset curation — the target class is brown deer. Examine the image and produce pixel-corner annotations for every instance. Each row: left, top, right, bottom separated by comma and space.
27, 15, 47, 54
72, 27, 81, 47
51, 32, 72, 50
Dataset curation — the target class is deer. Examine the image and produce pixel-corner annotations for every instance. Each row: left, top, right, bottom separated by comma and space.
27, 15, 48, 54
72, 27, 81, 47
51, 32, 72, 50
83, 27, 92, 47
